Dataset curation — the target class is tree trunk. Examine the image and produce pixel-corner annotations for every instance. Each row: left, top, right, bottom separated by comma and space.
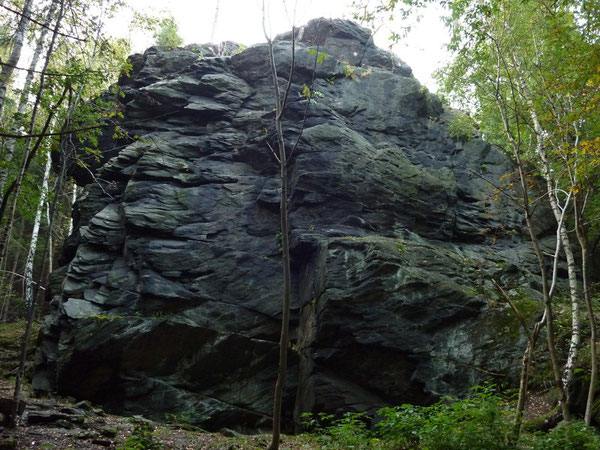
0, 0, 34, 117
0, 0, 58, 194
24, 150, 52, 308
528, 105, 580, 405
581, 242, 597, 424
9, 150, 52, 427
0, 0, 66, 275
514, 331, 537, 438
0, 250, 21, 322
518, 163, 570, 422
67, 182, 77, 236
0, 85, 67, 280
263, 6, 297, 447
494, 90, 570, 421
573, 194, 598, 425
516, 70, 576, 419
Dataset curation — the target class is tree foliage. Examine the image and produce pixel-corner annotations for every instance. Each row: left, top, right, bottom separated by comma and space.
0, 0, 153, 427
354, 0, 600, 429
153, 16, 183, 49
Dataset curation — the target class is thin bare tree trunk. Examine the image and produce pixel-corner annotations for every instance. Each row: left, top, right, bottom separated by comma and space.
45, 197, 53, 276
262, 3, 298, 448
517, 157, 570, 422
210, 0, 220, 43
492, 279, 541, 438
9, 149, 51, 427
498, 189, 569, 438
0, 251, 21, 322
572, 185, 598, 424
35, 172, 63, 313
514, 322, 543, 437
24, 150, 51, 308
0, 0, 34, 117
513, 67, 577, 419
581, 242, 597, 424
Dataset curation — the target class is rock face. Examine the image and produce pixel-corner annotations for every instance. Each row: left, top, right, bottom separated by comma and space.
36, 19, 550, 431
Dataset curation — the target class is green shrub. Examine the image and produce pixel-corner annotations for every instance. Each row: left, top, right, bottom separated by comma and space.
302, 386, 600, 449
375, 404, 426, 448
531, 420, 600, 449
301, 411, 381, 449
326, 412, 373, 448
448, 113, 477, 141
377, 386, 512, 450
305, 386, 512, 449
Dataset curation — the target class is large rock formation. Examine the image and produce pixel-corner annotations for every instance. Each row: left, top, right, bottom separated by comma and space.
35, 19, 550, 431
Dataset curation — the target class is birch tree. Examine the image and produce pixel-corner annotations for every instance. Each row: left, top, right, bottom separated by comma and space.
0, 0, 59, 194
0, 0, 133, 323
9, 147, 52, 428
0, 0, 34, 117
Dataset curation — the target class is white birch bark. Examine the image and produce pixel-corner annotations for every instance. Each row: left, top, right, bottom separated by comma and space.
515, 68, 581, 405
0, 0, 34, 116
0, 0, 58, 193
24, 152, 51, 309
45, 194, 53, 275
530, 112, 580, 401
67, 182, 77, 236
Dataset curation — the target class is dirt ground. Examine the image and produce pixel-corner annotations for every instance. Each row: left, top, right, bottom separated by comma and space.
0, 321, 309, 449
0, 376, 313, 449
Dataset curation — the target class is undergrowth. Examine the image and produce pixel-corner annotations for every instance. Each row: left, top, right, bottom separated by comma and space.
301, 386, 600, 449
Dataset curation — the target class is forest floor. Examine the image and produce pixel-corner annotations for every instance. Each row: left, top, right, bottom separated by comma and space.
0, 320, 314, 449
0, 320, 559, 449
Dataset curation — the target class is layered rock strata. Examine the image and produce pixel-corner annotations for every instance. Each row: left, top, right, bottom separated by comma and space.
36, 19, 550, 431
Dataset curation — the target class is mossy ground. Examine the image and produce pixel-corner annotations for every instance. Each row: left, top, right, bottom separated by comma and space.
0, 320, 39, 380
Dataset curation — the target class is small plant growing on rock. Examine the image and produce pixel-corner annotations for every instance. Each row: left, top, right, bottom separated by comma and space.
231, 44, 247, 56
447, 113, 477, 142
299, 84, 323, 100
308, 48, 329, 64
343, 64, 359, 81
118, 420, 161, 450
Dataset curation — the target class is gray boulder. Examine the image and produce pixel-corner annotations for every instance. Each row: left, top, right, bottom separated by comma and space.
36, 18, 553, 432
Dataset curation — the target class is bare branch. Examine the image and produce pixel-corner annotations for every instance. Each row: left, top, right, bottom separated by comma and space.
0, 109, 181, 139
0, 61, 102, 77
492, 278, 533, 342
279, 26, 296, 119
0, 270, 46, 290
266, 141, 281, 163
0, 4, 87, 41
